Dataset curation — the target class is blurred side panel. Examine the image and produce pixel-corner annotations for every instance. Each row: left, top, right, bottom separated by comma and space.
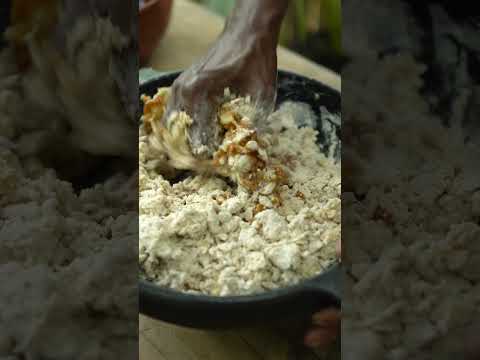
0, 0, 138, 358
342, 1, 480, 359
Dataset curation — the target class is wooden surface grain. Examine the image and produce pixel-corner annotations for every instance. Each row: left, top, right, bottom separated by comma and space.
141, 1, 341, 359
140, 315, 329, 360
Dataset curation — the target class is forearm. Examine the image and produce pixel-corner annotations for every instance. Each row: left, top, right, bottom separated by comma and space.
225, 0, 289, 45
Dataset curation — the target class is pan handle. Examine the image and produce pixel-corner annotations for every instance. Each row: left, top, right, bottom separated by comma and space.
304, 264, 342, 306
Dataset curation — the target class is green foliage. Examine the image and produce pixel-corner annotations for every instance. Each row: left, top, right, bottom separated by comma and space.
323, 0, 341, 53
293, 0, 307, 44
195, 0, 235, 17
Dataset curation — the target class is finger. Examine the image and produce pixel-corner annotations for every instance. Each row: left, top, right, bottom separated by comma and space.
304, 327, 338, 349
336, 240, 341, 260
312, 308, 341, 328
166, 77, 188, 118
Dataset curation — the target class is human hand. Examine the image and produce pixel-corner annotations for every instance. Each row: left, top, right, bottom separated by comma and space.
165, 0, 288, 158
305, 238, 480, 360
304, 308, 340, 348
54, 0, 138, 122
304, 239, 341, 349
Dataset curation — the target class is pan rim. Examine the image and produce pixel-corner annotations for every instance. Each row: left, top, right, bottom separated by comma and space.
138, 69, 341, 306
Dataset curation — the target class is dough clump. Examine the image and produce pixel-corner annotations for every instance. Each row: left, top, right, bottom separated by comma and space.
139, 88, 341, 296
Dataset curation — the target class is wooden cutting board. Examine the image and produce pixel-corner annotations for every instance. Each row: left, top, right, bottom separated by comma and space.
141, 1, 341, 359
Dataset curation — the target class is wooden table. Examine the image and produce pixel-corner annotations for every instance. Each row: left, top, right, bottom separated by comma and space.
141, 1, 341, 359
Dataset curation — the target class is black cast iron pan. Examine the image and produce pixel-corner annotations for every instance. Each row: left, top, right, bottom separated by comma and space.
139, 70, 341, 329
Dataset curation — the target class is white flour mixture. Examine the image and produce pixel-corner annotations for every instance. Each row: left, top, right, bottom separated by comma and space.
341, 2, 480, 359
342, 54, 480, 360
139, 88, 341, 296
0, 15, 137, 359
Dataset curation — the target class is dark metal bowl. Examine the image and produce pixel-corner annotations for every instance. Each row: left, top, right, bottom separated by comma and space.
139, 70, 342, 329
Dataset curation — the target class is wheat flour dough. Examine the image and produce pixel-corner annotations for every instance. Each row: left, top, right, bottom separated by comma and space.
342, 52, 480, 360
0, 15, 137, 359
139, 88, 341, 296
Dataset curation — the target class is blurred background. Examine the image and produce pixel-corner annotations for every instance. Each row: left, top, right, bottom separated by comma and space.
192, 0, 344, 72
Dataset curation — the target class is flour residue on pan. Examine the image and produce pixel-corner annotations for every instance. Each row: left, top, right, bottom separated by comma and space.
268, 101, 341, 162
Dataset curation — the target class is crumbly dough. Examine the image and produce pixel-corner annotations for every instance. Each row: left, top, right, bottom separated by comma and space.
0, 15, 137, 359
139, 88, 341, 296
342, 52, 480, 359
